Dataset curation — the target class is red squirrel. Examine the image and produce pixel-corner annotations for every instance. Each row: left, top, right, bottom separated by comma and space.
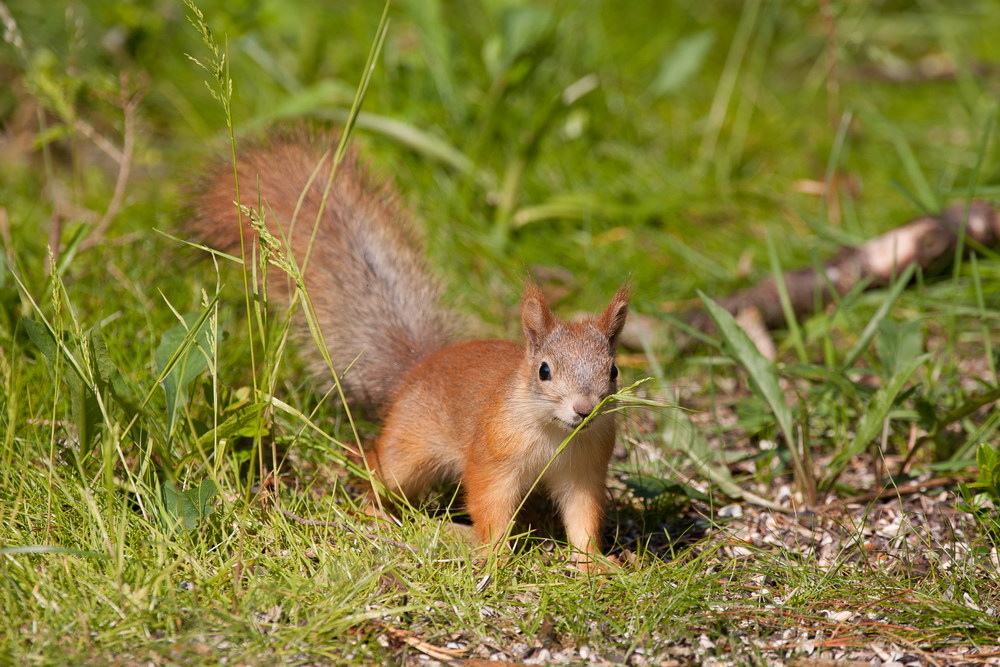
189, 130, 629, 569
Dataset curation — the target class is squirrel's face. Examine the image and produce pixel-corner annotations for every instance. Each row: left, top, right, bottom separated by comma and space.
528, 323, 621, 430
520, 281, 630, 432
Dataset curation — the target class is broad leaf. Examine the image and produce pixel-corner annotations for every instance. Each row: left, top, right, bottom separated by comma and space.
650, 31, 715, 97
23, 318, 57, 361
88, 328, 116, 384
623, 474, 709, 502
875, 319, 923, 379
155, 314, 213, 437
196, 403, 268, 447
161, 479, 218, 531
68, 373, 99, 454
973, 444, 1000, 498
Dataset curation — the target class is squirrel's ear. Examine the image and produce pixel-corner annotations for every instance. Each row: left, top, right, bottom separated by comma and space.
598, 281, 630, 345
521, 282, 555, 352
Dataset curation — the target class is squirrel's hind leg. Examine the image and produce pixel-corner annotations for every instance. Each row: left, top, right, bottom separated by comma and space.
464, 465, 527, 551
365, 429, 456, 511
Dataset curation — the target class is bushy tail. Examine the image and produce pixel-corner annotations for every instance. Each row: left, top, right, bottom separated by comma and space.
188, 130, 451, 415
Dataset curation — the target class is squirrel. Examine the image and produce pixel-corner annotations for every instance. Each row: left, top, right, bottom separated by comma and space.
189, 129, 630, 569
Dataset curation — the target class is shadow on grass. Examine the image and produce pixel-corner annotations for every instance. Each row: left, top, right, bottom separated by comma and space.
400, 484, 704, 562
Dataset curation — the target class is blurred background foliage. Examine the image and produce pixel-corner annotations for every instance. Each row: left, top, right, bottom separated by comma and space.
3, 0, 996, 319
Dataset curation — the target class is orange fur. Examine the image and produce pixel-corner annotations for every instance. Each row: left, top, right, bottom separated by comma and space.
189, 130, 629, 569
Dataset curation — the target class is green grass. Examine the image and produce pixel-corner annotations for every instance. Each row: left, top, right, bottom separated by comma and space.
3, 0, 1000, 662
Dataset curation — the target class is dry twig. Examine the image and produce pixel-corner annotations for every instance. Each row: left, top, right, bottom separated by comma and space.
80, 73, 142, 251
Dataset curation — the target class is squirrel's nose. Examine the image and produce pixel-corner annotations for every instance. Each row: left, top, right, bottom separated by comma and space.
572, 397, 599, 419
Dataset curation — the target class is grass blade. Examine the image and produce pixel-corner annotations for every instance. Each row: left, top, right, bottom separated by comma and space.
840, 263, 917, 370
870, 111, 939, 212
698, 290, 794, 447
699, 290, 814, 502
826, 353, 928, 488
766, 234, 808, 363
0, 545, 111, 559
663, 410, 789, 513
319, 109, 495, 189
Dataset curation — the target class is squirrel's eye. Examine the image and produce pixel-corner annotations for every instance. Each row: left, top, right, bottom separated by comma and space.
539, 362, 552, 381
610, 364, 619, 381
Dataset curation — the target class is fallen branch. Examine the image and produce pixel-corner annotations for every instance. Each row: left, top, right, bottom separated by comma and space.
378, 623, 468, 662
686, 200, 1000, 332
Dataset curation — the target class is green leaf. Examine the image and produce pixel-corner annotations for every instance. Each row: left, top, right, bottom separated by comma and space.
155, 313, 213, 437
623, 474, 709, 502
875, 319, 923, 379
975, 443, 994, 476
88, 327, 117, 385
196, 403, 268, 447
192, 479, 218, 516
24, 319, 103, 453
67, 373, 99, 455
23, 318, 57, 361
499, 5, 552, 70
249, 79, 355, 127
698, 291, 795, 448
828, 354, 928, 478
87, 327, 140, 411
976, 444, 1000, 495
650, 30, 715, 97
319, 109, 495, 189
161, 479, 218, 531
841, 263, 917, 370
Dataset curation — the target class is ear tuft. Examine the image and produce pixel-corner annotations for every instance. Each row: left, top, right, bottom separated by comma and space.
598, 280, 630, 345
521, 281, 555, 352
